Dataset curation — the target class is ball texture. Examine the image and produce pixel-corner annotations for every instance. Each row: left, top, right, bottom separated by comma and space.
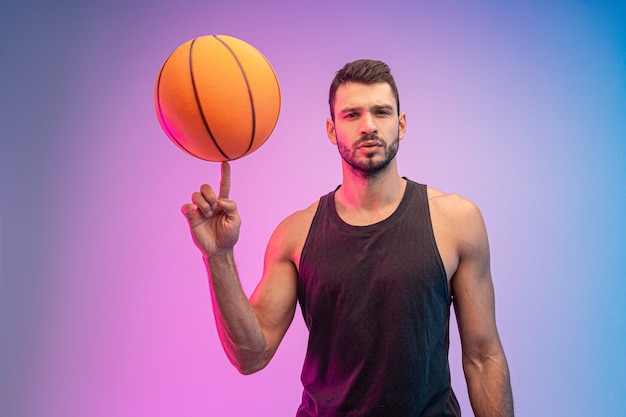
155, 35, 281, 161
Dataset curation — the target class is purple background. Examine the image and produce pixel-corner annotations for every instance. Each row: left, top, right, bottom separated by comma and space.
1, 1, 625, 416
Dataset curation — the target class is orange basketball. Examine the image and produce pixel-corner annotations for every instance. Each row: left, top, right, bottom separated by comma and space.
155, 35, 281, 161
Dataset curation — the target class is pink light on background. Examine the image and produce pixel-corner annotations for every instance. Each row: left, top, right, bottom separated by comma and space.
1, 1, 624, 416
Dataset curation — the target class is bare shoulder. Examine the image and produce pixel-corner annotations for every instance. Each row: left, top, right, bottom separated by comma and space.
427, 187, 485, 227
266, 200, 319, 267
427, 187, 489, 257
427, 186, 480, 215
274, 200, 319, 241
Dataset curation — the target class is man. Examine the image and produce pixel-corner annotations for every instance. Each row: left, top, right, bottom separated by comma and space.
182, 59, 514, 416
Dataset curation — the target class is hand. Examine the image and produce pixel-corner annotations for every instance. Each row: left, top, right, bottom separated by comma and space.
181, 162, 241, 258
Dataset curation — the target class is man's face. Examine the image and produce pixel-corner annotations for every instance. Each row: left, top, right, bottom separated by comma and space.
327, 82, 406, 177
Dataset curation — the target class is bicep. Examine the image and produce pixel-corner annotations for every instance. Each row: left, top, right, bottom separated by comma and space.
451, 204, 503, 360
249, 222, 299, 358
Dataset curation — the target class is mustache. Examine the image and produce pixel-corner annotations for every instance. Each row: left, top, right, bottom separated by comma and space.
355, 133, 383, 146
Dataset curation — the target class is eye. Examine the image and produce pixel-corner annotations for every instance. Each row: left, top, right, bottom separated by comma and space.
344, 112, 358, 120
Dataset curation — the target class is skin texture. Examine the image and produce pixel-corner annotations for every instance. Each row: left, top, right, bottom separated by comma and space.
182, 81, 514, 416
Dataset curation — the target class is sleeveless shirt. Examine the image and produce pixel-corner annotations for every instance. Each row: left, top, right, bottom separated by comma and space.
296, 180, 461, 417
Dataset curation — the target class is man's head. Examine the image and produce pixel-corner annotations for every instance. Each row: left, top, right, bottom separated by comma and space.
328, 59, 400, 121
326, 60, 406, 179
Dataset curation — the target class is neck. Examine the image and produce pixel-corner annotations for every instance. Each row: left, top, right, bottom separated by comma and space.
335, 160, 406, 224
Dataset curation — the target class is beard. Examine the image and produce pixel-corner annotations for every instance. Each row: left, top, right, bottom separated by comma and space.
338, 131, 400, 178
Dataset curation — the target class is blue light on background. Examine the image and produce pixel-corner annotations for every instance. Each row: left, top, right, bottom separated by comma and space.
1, 1, 624, 416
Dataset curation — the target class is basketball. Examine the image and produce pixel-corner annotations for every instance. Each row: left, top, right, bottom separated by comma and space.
154, 35, 281, 161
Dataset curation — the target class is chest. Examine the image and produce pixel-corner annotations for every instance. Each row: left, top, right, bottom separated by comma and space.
297, 212, 451, 322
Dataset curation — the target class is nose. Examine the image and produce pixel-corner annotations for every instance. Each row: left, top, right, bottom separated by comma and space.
359, 112, 378, 136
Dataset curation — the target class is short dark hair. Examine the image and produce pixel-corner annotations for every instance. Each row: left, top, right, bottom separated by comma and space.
328, 59, 400, 121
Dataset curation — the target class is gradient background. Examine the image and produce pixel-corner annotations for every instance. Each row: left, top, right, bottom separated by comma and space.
1, 0, 625, 416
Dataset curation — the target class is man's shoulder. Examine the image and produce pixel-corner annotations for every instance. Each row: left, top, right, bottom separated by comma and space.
426, 187, 484, 229
265, 199, 321, 267
270, 200, 320, 249
284, 200, 320, 230
427, 186, 478, 208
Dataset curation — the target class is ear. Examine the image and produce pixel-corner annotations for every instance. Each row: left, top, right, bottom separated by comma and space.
398, 112, 407, 140
326, 118, 337, 145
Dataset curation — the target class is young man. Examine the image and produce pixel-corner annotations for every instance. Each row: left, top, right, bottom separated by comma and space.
182, 60, 514, 416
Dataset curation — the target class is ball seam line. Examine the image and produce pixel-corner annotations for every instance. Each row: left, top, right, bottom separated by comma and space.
190, 37, 231, 160
214, 35, 257, 159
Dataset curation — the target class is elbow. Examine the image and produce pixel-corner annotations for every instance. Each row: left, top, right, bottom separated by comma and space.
462, 348, 509, 376
217, 325, 275, 375
237, 363, 264, 375
225, 346, 271, 375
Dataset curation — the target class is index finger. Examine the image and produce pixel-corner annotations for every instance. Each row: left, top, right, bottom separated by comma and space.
219, 161, 231, 199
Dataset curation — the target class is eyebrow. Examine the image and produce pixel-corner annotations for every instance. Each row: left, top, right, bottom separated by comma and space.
339, 104, 395, 114
372, 105, 394, 112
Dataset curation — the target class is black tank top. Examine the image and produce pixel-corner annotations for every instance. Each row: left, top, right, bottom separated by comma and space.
296, 180, 460, 417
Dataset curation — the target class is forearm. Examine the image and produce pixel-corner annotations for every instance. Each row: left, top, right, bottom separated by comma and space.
464, 351, 514, 417
205, 250, 268, 374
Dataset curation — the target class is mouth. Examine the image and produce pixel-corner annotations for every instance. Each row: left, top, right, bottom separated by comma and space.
357, 137, 383, 148
357, 141, 383, 150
